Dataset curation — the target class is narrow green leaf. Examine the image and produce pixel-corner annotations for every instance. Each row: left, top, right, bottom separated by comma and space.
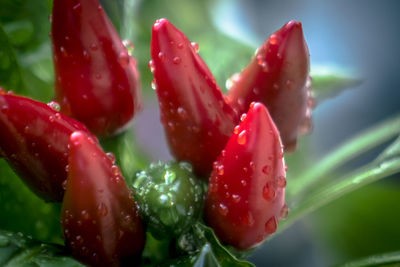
280, 137, 400, 233
0, 24, 27, 93
311, 66, 362, 102
0, 230, 83, 267
288, 114, 400, 198
336, 250, 400, 267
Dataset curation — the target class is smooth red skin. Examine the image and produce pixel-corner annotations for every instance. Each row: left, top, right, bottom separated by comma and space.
205, 103, 286, 250
151, 19, 238, 177
228, 21, 310, 152
0, 93, 97, 202
52, 0, 142, 137
61, 131, 145, 266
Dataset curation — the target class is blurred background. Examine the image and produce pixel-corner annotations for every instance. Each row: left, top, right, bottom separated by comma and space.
1, 0, 399, 266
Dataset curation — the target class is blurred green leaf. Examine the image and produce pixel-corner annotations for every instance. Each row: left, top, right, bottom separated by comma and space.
100, 128, 150, 180
192, 223, 254, 267
288, 114, 400, 198
0, 230, 83, 266
311, 67, 362, 102
0, 161, 62, 244
336, 250, 400, 267
280, 135, 400, 234
0, 24, 27, 93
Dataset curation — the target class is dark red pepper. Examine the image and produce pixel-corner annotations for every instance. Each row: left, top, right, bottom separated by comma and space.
61, 131, 145, 266
150, 18, 238, 177
0, 91, 97, 202
51, 0, 142, 137
205, 102, 287, 250
227, 21, 311, 151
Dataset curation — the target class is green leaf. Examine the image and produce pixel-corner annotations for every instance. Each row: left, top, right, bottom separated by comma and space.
100, 128, 150, 180
166, 244, 221, 267
280, 135, 400, 234
311, 66, 362, 102
0, 24, 27, 93
336, 251, 400, 267
192, 223, 254, 267
288, 114, 400, 198
0, 160, 62, 244
0, 230, 83, 267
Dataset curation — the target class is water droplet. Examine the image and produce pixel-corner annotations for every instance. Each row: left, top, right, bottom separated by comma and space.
262, 165, 271, 174
47, 101, 60, 111
98, 5, 104, 13
73, 3, 81, 11
82, 50, 90, 60
62, 179, 68, 190
173, 56, 181, 65
118, 51, 130, 67
111, 165, 121, 176
273, 83, 279, 90
260, 61, 269, 72
241, 179, 247, 187
148, 60, 155, 73
81, 210, 90, 220
90, 43, 98, 51
23, 125, 30, 133
55, 113, 61, 119
242, 211, 255, 226
151, 79, 157, 90
97, 202, 108, 216
231, 194, 241, 203
217, 165, 224, 175
158, 51, 166, 61
253, 87, 260, 95
177, 43, 184, 49
280, 204, 289, 219
217, 203, 228, 216
191, 42, 199, 52
276, 176, 287, 188
263, 183, 276, 201
49, 115, 55, 122
60, 46, 68, 57
106, 152, 115, 164
122, 40, 134, 55
177, 107, 187, 119
265, 216, 277, 234
286, 80, 293, 89
269, 34, 278, 45
209, 182, 218, 193
75, 235, 83, 244
240, 113, 247, 121
233, 125, 240, 134
237, 130, 247, 145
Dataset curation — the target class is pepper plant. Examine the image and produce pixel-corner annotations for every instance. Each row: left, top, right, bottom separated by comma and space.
0, 0, 399, 266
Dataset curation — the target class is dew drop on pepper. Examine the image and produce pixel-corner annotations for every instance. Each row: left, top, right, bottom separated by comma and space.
217, 203, 228, 216
118, 51, 130, 67
265, 216, 277, 234
237, 130, 247, 145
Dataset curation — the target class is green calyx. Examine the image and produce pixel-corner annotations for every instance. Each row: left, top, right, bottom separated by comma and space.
130, 161, 205, 239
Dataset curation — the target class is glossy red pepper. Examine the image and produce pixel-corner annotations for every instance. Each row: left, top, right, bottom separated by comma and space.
150, 18, 238, 177
0, 91, 97, 202
227, 21, 311, 151
61, 131, 145, 266
51, 0, 142, 137
205, 102, 287, 250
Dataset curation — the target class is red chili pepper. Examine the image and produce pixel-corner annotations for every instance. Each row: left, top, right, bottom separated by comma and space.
51, 0, 142, 137
150, 18, 238, 177
61, 131, 145, 266
0, 91, 97, 202
227, 21, 311, 152
205, 102, 287, 250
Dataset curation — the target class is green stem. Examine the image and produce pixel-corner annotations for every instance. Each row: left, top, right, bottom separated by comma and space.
288, 114, 400, 197
279, 157, 400, 234
335, 250, 400, 267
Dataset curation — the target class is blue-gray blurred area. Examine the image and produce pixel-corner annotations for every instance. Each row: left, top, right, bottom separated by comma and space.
208, 0, 400, 266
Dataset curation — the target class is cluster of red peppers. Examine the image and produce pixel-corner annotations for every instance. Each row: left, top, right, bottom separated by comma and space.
0, 0, 312, 265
